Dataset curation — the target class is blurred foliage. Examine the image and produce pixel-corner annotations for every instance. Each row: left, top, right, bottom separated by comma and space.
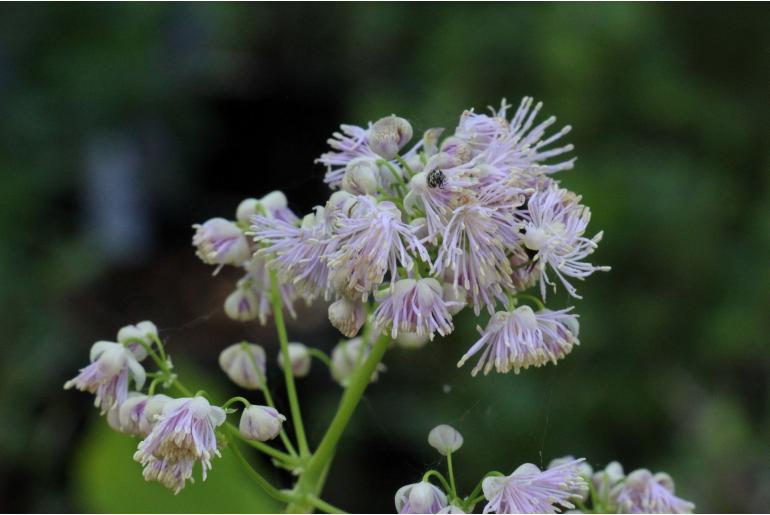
0, 3, 768, 513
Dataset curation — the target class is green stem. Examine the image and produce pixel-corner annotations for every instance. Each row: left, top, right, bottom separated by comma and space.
422, 470, 452, 494
515, 293, 546, 311
307, 348, 333, 369
292, 333, 390, 501
305, 495, 347, 514
226, 432, 294, 504
222, 396, 251, 409
269, 270, 310, 457
447, 452, 458, 497
225, 423, 294, 464
240, 341, 298, 456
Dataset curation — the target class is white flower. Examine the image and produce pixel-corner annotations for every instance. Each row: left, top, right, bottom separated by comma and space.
239, 405, 286, 442
428, 424, 463, 455
218, 343, 267, 390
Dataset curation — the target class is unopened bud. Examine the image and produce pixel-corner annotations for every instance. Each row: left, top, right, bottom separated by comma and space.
224, 288, 260, 322
328, 297, 366, 337
331, 338, 384, 387
219, 343, 267, 390
192, 218, 251, 267
277, 343, 312, 378
395, 482, 448, 514
369, 115, 413, 160
396, 332, 429, 350
239, 405, 286, 441
342, 157, 380, 195
428, 424, 463, 455
117, 320, 158, 360
236, 198, 260, 223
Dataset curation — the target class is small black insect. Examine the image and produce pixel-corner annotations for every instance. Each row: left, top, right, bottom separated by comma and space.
427, 169, 447, 189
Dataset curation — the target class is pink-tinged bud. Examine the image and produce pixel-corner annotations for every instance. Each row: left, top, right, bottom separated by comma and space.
218, 343, 267, 390
239, 405, 286, 441
224, 288, 260, 322
192, 218, 251, 268
342, 157, 380, 195
428, 424, 463, 455
328, 297, 366, 337
277, 343, 312, 378
369, 115, 413, 159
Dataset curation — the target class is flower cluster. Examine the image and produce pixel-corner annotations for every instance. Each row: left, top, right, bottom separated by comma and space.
236, 97, 607, 375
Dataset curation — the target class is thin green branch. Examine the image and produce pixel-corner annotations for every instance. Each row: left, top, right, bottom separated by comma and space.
305, 495, 347, 514
269, 270, 310, 456
226, 432, 294, 504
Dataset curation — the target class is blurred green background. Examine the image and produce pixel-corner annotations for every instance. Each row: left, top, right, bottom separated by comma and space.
0, 3, 768, 513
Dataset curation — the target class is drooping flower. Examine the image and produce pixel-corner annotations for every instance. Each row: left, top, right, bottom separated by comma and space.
192, 218, 251, 270
481, 459, 588, 514
328, 297, 366, 338
427, 424, 463, 456
117, 393, 173, 437
64, 341, 146, 414
457, 305, 580, 376
327, 196, 429, 300
277, 342, 312, 378
134, 396, 226, 492
395, 481, 448, 514
218, 343, 267, 390
521, 185, 609, 299
373, 278, 455, 340
611, 469, 695, 514
239, 405, 286, 442
330, 337, 386, 387
116, 320, 158, 361
252, 207, 334, 301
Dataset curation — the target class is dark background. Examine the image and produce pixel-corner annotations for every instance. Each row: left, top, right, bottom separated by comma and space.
0, 3, 768, 513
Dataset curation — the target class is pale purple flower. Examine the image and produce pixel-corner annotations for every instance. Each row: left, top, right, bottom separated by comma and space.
317, 123, 378, 188
258, 190, 299, 224
432, 199, 518, 314
457, 305, 580, 376
252, 208, 334, 301
482, 460, 588, 514
522, 185, 609, 299
218, 343, 267, 390
478, 96, 575, 178
239, 405, 286, 442
64, 341, 146, 414
192, 218, 251, 271
328, 297, 366, 337
327, 196, 429, 300
134, 396, 226, 491
395, 481, 448, 514
373, 278, 454, 340
454, 100, 511, 152
612, 469, 694, 514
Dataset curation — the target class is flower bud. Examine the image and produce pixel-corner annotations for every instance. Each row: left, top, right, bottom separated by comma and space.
192, 218, 251, 268
442, 284, 467, 315
117, 321, 157, 361
396, 332, 429, 350
259, 190, 287, 215
219, 343, 267, 390
395, 481, 448, 514
428, 424, 463, 455
423, 128, 444, 157
139, 394, 172, 435
224, 288, 260, 322
331, 338, 385, 387
342, 157, 380, 195
328, 297, 366, 337
369, 115, 413, 159
277, 343, 312, 378
239, 405, 286, 442
236, 198, 260, 224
